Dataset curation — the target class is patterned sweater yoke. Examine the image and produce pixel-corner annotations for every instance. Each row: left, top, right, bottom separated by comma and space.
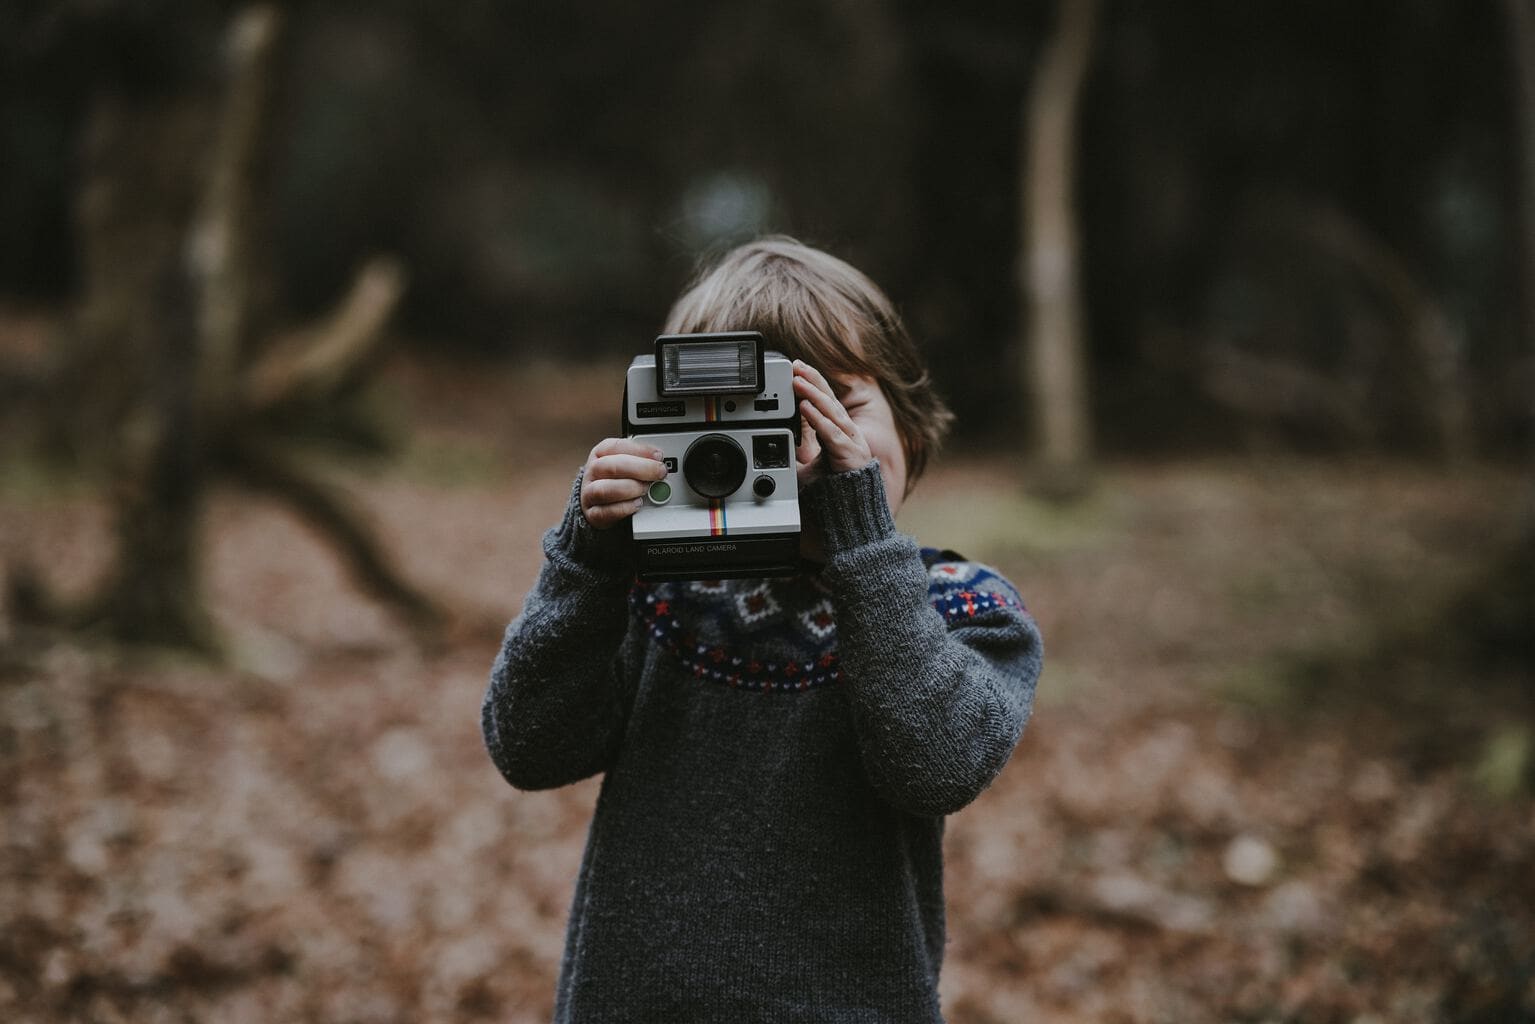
632, 551, 1027, 695
482, 462, 1043, 1024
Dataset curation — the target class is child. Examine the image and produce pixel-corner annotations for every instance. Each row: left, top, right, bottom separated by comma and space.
482, 237, 1042, 1022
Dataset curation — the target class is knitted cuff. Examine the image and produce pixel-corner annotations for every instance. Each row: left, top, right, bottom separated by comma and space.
548, 471, 634, 575
801, 460, 897, 554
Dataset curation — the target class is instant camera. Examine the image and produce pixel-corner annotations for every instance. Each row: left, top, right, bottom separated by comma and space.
623, 331, 801, 581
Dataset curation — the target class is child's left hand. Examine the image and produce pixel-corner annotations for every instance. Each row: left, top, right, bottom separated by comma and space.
792, 359, 872, 489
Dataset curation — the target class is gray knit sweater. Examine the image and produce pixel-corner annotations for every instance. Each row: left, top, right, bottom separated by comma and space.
482, 462, 1042, 1023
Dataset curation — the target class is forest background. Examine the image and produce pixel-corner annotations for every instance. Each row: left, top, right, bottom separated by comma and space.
1, 1, 1532, 1022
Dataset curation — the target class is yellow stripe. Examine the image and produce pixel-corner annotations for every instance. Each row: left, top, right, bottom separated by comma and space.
710, 501, 726, 536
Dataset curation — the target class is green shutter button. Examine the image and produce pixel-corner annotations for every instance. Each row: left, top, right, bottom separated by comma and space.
647, 480, 672, 504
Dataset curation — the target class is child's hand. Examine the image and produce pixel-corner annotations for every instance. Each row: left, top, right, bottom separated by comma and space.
580, 438, 668, 529
792, 359, 873, 489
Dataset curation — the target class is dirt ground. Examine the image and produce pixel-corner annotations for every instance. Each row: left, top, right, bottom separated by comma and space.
1, 355, 1532, 1023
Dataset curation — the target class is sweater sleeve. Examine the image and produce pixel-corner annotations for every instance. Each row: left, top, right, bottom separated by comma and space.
481, 473, 642, 791
801, 462, 1043, 817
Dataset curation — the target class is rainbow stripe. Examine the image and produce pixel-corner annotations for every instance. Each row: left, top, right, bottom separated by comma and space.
700, 400, 724, 534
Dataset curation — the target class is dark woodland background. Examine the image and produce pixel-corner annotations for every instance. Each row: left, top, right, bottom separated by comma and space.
3, 0, 1531, 450
1, 2, 1533, 1022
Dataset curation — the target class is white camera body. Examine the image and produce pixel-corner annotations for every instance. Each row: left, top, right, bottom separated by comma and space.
623, 332, 801, 581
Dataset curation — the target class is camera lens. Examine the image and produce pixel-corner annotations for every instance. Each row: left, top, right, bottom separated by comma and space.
683, 434, 747, 499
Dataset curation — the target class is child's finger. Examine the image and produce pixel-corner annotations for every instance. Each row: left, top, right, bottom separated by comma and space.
801, 397, 872, 472
793, 361, 859, 428
588, 453, 668, 482
796, 415, 821, 476
791, 359, 837, 400
583, 497, 645, 529
591, 437, 666, 461
800, 396, 850, 447
582, 477, 650, 506
797, 416, 821, 461
791, 363, 844, 421
792, 373, 859, 439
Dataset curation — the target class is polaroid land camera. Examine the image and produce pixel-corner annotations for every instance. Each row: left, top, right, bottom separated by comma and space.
623, 332, 801, 582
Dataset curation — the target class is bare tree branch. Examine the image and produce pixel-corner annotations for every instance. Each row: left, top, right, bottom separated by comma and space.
244, 257, 407, 412
224, 440, 442, 632
1284, 200, 1471, 462
189, 5, 283, 421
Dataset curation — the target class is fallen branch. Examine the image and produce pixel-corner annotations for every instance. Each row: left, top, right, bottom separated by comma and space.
1201, 342, 1374, 441
244, 257, 407, 412
224, 438, 442, 632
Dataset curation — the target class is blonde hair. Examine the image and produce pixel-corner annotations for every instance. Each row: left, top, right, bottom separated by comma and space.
662, 237, 953, 489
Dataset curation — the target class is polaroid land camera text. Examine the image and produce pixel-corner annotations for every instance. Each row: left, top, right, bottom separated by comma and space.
623, 332, 800, 581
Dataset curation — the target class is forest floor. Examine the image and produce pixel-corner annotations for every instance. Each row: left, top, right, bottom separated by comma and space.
1, 352, 1532, 1024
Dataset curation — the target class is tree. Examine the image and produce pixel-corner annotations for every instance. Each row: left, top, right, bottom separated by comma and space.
12, 6, 436, 652
1020, 0, 1098, 493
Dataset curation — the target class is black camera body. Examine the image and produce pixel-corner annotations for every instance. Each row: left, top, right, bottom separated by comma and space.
623, 332, 801, 581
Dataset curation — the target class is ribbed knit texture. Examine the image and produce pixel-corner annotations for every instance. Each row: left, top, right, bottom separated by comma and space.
799, 462, 896, 553
483, 461, 1043, 1023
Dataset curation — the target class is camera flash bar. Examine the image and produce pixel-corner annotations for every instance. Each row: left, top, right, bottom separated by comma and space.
655, 332, 766, 397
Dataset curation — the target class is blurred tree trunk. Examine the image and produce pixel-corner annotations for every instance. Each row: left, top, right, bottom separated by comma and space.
60, 98, 209, 465
88, 8, 282, 650
96, 268, 216, 648
1021, 0, 1098, 494
14, 6, 434, 651
62, 90, 220, 646
1381, 0, 1535, 705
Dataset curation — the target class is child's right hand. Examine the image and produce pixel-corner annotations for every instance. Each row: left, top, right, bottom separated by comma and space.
580, 438, 668, 530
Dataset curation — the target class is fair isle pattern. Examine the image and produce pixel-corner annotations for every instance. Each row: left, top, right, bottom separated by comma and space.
932, 587, 1021, 623
922, 548, 1030, 624
632, 583, 840, 692
927, 560, 981, 584
799, 598, 837, 641
628, 549, 1030, 695
734, 581, 781, 625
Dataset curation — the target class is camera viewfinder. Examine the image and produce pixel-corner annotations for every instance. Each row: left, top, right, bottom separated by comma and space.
753, 435, 790, 469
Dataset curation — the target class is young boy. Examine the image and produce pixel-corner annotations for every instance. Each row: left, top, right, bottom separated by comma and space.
482, 237, 1042, 1022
